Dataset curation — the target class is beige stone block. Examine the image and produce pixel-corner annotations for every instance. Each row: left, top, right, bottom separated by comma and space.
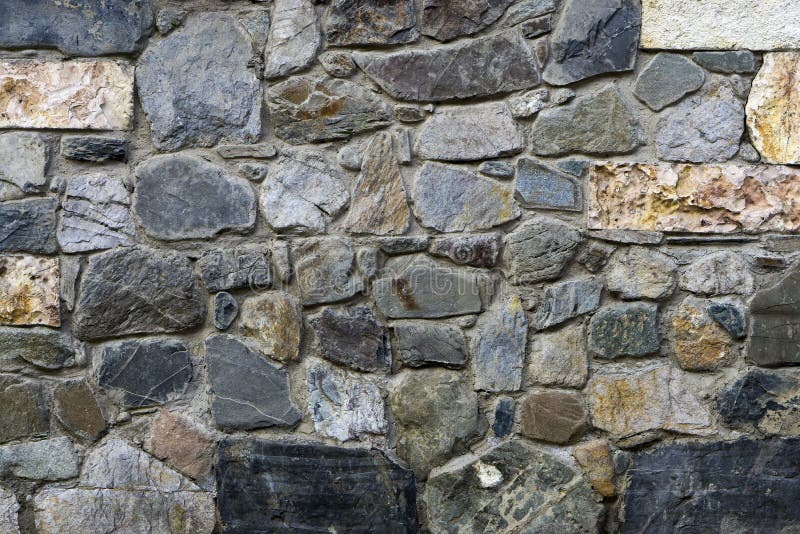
0, 255, 59, 327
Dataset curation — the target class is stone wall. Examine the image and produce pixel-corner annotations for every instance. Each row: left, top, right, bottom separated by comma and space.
1, 0, 799, 532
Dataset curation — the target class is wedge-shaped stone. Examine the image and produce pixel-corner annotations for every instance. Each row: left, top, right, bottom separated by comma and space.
325, 0, 418, 45
265, 0, 321, 79
0, 255, 59, 327
0, 199, 57, 254
0, 60, 133, 130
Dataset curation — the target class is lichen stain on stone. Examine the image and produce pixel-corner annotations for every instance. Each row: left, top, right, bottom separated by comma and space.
0, 256, 59, 327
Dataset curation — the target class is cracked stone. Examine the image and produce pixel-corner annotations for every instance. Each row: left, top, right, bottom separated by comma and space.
395, 321, 467, 368
0, 486, 18, 534
239, 291, 302, 363
324, 0, 418, 45
0, 198, 57, 254
310, 307, 390, 372
60, 136, 127, 162
718, 369, 800, 436
473, 295, 527, 392
319, 51, 357, 77
265, 0, 321, 79
749, 264, 800, 366
0, 255, 59, 327
198, 247, 272, 292
503, 216, 581, 284
0, 133, 48, 201
295, 238, 363, 305
532, 277, 602, 330
422, 0, 513, 42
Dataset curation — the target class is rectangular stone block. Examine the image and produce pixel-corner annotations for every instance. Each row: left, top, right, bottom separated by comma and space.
0, 60, 133, 130
588, 163, 800, 233
641, 0, 800, 50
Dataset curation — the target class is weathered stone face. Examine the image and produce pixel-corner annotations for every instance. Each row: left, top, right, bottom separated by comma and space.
294, 238, 363, 305
527, 322, 588, 388
503, 216, 581, 284
532, 277, 602, 330
310, 307, 390, 372
694, 51, 756, 74
213, 292, 238, 331
429, 234, 501, 268
680, 251, 754, 296
0, 198, 58, 255
473, 295, 527, 392
573, 440, 616, 498
0, 327, 78, 371
0, 437, 79, 481
0, 486, 18, 534
589, 302, 660, 359
515, 158, 582, 211
605, 247, 677, 300
672, 296, 734, 371
53, 381, 106, 443
634, 53, 705, 111
749, 265, 800, 366
0, 133, 48, 201
718, 369, 800, 436
0, 255, 59, 327
520, 391, 586, 444
198, 247, 272, 292
422, 0, 514, 42
146, 410, 214, 480
394, 321, 467, 368
265, 0, 321, 79
0, 378, 48, 444
239, 291, 303, 363
60, 136, 127, 163
325, 0, 418, 45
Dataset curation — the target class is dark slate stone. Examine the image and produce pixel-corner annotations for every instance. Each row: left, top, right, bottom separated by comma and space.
353, 30, 540, 102
394, 321, 467, 368
213, 292, 238, 331
60, 136, 127, 162
217, 439, 417, 533
205, 335, 301, 430
555, 159, 591, 177
0, 327, 78, 370
543, 0, 641, 86
309, 307, 390, 372
707, 302, 747, 339
95, 338, 192, 408
749, 266, 800, 366
622, 438, 800, 533
0, 0, 153, 56
325, 0, 419, 46
478, 161, 515, 179
198, 247, 272, 292
0, 377, 48, 444
717, 369, 800, 432
633, 53, 705, 111
515, 158, 581, 211
0, 198, 58, 254
588, 302, 660, 358
73, 246, 206, 341
492, 397, 515, 438
693, 51, 757, 74
422, 0, 515, 42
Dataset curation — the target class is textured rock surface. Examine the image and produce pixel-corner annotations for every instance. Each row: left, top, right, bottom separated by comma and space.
0, 327, 78, 370
395, 321, 467, 368
515, 159, 581, 211
672, 297, 734, 371
532, 278, 602, 330
0, 133, 48, 201
146, 410, 214, 479
0, 378, 48, 443
473, 295, 527, 392
325, 0, 418, 45
198, 247, 272, 292
527, 323, 588, 388
429, 234, 501, 268
520, 391, 586, 444
718, 369, 800, 435
0, 198, 58, 254
694, 51, 757, 74
265, 0, 321, 78
0, 255, 59, 327
504, 216, 581, 284
634, 53, 705, 111
0, 486, 18, 534
708, 300, 747, 339
53, 381, 106, 442
60, 136, 127, 162
589, 302, 660, 358
679, 251, 754, 295
0, 437, 78, 480
422, 0, 513, 42
239, 291, 302, 363
606, 247, 677, 300
295, 238, 363, 305
310, 307, 389, 372
749, 265, 800, 366
213, 292, 238, 331
573, 440, 615, 498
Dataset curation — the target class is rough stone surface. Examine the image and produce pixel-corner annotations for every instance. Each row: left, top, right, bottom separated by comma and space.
573, 440, 616, 498
198, 247, 272, 292
265, 0, 321, 78
503, 216, 581, 284
60, 136, 127, 162
589, 302, 660, 359
239, 291, 302, 363
532, 278, 602, 330
0, 198, 58, 254
634, 53, 705, 111
749, 265, 800, 366
53, 380, 106, 442
520, 390, 586, 444
473, 295, 527, 392
606, 247, 677, 300
0, 255, 59, 327
707, 300, 747, 339
0, 486, 18, 534
422, 0, 513, 42
319, 51, 357, 77
429, 234, 501, 268
146, 410, 214, 479
394, 321, 467, 368
576, 240, 616, 273
492, 397, 515, 438
325, 0, 418, 45
672, 296, 734, 371
295, 238, 363, 305
73, 246, 205, 340
694, 51, 757, 74
0, 327, 78, 370
0, 437, 79, 481
0, 133, 48, 201
310, 307, 389, 372
527, 322, 588, 388
679, 251, 754, 295
213, 292, 238, 331
479, 161, 515, 179
0, 378, 48, 443
717, 369, 800, 436
515, 158, 581, 211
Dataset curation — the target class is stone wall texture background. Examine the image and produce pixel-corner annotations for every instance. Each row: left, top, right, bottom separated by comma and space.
1, 0, 800, 532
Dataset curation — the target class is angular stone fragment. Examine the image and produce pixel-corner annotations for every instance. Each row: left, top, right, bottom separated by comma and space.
205, 335, 301, 430
0, 0, 152, 55
527, 322, 588, 388
389, 368, 478, 478
576, 241, 615, 273
694, 51, 757, 73
198, 247, 272, 292
147, 410, 214, 479
269, 77, 392, 144
217, 144, 277, 159
520, 391, 586, 444
134, 155, 255, 241
413, 162, 519, 232
0, 255, 59, 327
0, 378, 48, 443
53, 381, 105, 442
672, 296, 734, 371
519, 15, 551, 37
424, 440, 603, 533
325, 0, 418, 45
73, 246, 205, 340
0, 198, 57, 254
265, 0, 321, 78
473, 295, 527, 392
394, 104, 427, 123
589, 302, 660, 359
0, 133, 48, 201
492, 397, 515, 438
573, 440, 615, 498
532, 278, 602, 330
588, 163, 800, 233
0, 486, 18, 534
239, 292, 302, 363
60, 136, 127, 162
680, 251, 753, 295
515, 158, 581, 211
718, 369, 800, 436
378, 236, 430, 254
606, 247, 677, 300
504, 216, 581, 284
543, 0, 640, 85
0, 60, 133, 130
749, 265, 800, 366
0, 327, 78, 370
310, 307, 389, 372
394, 321, 467, 368
479, 161, 514, 179
707, 300, 747, 339
429, 234, 501, 268
0, 437, 78, 481
345, 132, 411, 235
353, 30, 540, 102
634, 53, 704, 111
319, 51, 357, 77
295, 239, 363, 305
502, 0, 556, 26
374, 255, 482, 319
213, 292, 238, 331
422, 0, 513, 42
531, 85, 643, 156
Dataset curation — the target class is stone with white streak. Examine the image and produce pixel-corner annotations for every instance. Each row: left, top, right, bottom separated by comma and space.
265, 0, 321, 79
0, 133, 48, 201
0, 256, 59, 327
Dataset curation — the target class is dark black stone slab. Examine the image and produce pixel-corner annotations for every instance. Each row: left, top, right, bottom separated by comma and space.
309, 307, 390, 372
61, 136, 127, 162
717, 369, 800, 433
0, 198, 57, 254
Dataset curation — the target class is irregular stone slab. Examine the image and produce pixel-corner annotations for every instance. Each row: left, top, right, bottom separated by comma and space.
520, 391, 586, 444
672, 297, 734, 371
53, 381, 106, 442
515, 158, 581, 211
265, 0, 321, 78
413, 162, 519, 232
269, 77, 392, 144
503, 216, 581, 284
576, 240, 616, 273
479, 161, 514, 179
606, 246, 677, 300
473, 295, 527, 392
622, 438, 800, 533
679, 251, 753, 295
239, 291, 302, 363
378, 236, 430, 254
394, 321, 467, 368
374, 255, 482, 319
217, 143, 277, 159
531, 85, 643, 156
0, 378, 48, 443
718, 369, 800, 435
747, 52, 800, 165
146, 410, 214, 480
0, 0, 152, 55
353, 30, 540, 102
134, 155, 255, 241
424, 440, 602, 533
693, 51, 757, 74
198, 247, 272, 292
492, 397, 515, 438
588, 163, 800, 233
543, 0, 640, 85
532, 278, 602, 330
213, 292, 238, 331
527, 322, 588, 388
641, 0, 800, 50
308, 364, 386, 441
260, 152, 349, 234
389, 368, 478, 478
0, 60, 133, 130
634, 53, 704, 111
0, 327, 78, 370
0, 486, 18, 534
0, 255, 59, 327
325, 0, 418, 45
415, 103, 523, 162
310, 307, 389, 372
60, 136, 127, 162
707, 300, 747, 339
0, 198, 57, 254
73, 246, 205, 340
589, 302, 660, 359
345, 132, 411, 235
294, 238, 363, 305
319, 51, 357, 77
749, 265, 800, 366
217, 439, 417, 532
429, 234, 501, 268
422, 0, 513, 42
58, 174, 135, 253
573, 440, 615, 498
205, 335, 301, 430
0, 133, 48, 201
0, 437, 78, 481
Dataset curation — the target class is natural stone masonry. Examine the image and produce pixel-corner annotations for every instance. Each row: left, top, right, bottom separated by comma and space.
0, 255, 59, 327
0, 133, 48, 201
0, 198, 58, 255
325, 0, 418, 45
749, 264, 800, 366
265, 0, 321, 79
473, 295, 527, 392
718, 369, 800, 435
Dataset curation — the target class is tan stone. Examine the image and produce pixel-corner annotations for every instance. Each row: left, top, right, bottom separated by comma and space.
0, 60, 133, 130
239, 291, 303, 362
573, 439, 615, 498
146, 410, 214, 480
588, 163, 800, 233
0, 256, 59, 327
520, 390, 586, 444
672, 297, 734, 371
746, 52, 800, 165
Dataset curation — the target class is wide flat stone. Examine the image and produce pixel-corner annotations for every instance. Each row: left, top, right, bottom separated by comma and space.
473, 295, 527, 392
429, 234, 501, 268
422, 0, 514, 42
693, 51, 757, 74
0, 133, 48, 201
239, 291, 302, 363
520, 391, 586, 444
310, 307, 390, 372
325, 0, 418, 45
0, 255, 59, 327
0, 327, 78, 370
679, 251, 754, 295
589, 302, 660, 359
60, 136, 127, 162
749, 264, 800, 366
198, 247, 272, 292
0, 378, 48, 443
0, 199, 57, 254
265, 0, 321, 79
294, 238, 363, 305
394, 321, 467, 368
0, 60, 133, 130
0, 437, 78, 481
532, 277, 602, 330
527, 322, 588, 388
605, 246, 677, 300
503, 216, 581, 284
634, 53, 705, 111
515, 158, 581, 211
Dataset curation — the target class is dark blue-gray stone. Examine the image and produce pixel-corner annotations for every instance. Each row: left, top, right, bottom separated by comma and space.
492, 397, 515, 438
422, 0, 514, 42
693, 51, 757, 74
0, 198, 57, 254
213, 292, 238, 331
555, 159, 590, 177
717, 369, 800, 432
309, 307, 390, 372
394, 321, 467, 368
516, 158, 581, 211
478, 161, 514, 179
60, 136, 127, 162
198, 247, 272, 292
588, 302, 660, 358
748, 266, 800, 366
634, 53, 705, 111
707, 302, 747, 339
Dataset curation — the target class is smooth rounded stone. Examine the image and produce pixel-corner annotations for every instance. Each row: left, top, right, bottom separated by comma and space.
0, 327, 78, 370
424, 440, 603, 533
473, 295, 527, 392
532, 277, 602, 330
134, 155, 255, 241
0, 378, 48, 444
634, 53, 705, 111
747, 52, 800, 165
589, 302, 660, 359
318, 51, 357, 77
389, 368, 478, 479
216, 439, 417, 533
95, 338, 192, 408
0, 485, 18, 534
693, 51, 756, 73
672, 296, 734, 371
573, 440, 616, 497
749, 265, 800, 366
394, 105, 427, 123
156, 8, 186, 35
353, 30, 540, 102
527, 322, 589, 388
73, 246, 205, 340
0, 437, 78, 481
422, 0, 513, 41
491, 397, 515, 438
503, 216, 581, 284
679, 251, 754, 296
0, 255, 60, 327
264, 0, 321, 79
53, 380, 106, 442
429, 234, 501, 268
60, 136, 127, 162
707, 300, 747, 339
0, 133, 48, 201
205, 335, 301, 430
198, 247, 272, 292
718, 369, 800, 435
478, 161, 514, 179
146, 409, 214, 480
543, 0, 640, 85
294, 238, 363, 305
394, 321, 467, 368
238, 162, 269, 183
239, 291, 302, 363
606, 246, 677, 300
530, 85, 644, 156
310, 307, 389, 372
576, 240, 616, 274
307, 364, 386, 442
520, 390, 586, 444
324, 0, 418, 45
213, 292, 238, 331
515, 158, 581, 211
137, 13, 261, 150
656, 78, 744, 163
415, 102, 523, 162
0, 198, 58, 254
268, 77, 392, 145
413, 162, 520, 232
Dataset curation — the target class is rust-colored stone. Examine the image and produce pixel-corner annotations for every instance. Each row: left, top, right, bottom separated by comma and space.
573, 439, 616, 497
519, 390, 586, 444
146, 409, 214, 480
53, 381, 106, 442
672, 297, 734, 371
0, 255, 59, 327
239, 291, 303, 363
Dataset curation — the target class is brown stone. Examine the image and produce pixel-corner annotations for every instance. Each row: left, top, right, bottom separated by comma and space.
53, 381, 105, 442
573, 439, 616, 498
239, 291, 303, 363
520, 390, 586, 444
0, 377, 48, 443
672, 297, 734, 371
146, 409, 214, 479
0, 255, 59, 327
